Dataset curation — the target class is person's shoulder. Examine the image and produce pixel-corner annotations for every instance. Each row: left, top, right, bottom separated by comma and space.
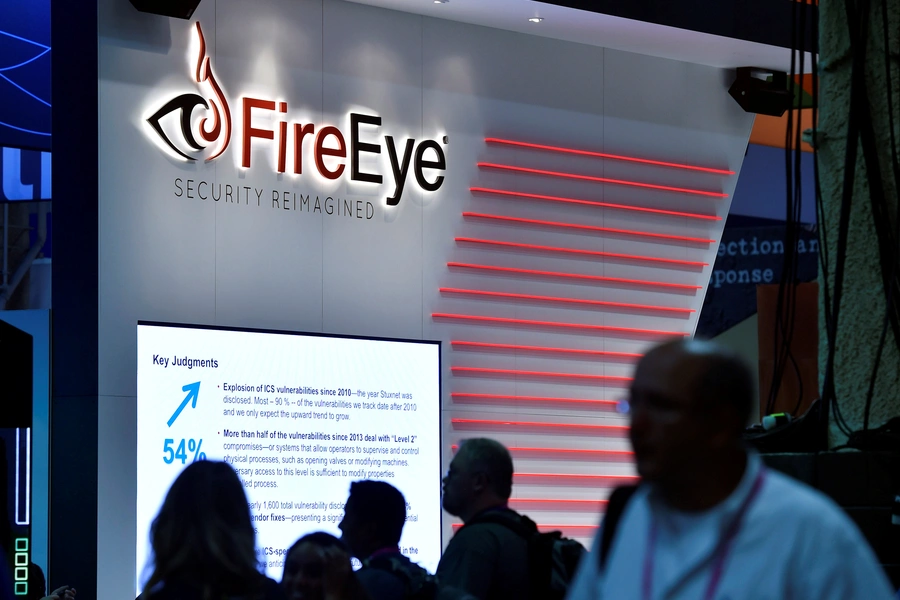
460, 509, 531, 536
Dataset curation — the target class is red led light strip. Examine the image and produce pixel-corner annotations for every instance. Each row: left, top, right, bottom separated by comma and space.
484, 138, 735, 175
450, 443, 634, 458
510, 498, 609, 508
435, 313, 688, 337
451, 418, 629, 433
446, 263, 702, 291
452, 523, 598, 531
463, 212, 716, 244
478, 163, 729, 198
455, 237, 708, 267
451, 393, 619, 408
516, 472, 639, 482
451, 366, 633, 382
470, 187, 722, 221
450, 340, 644, 359
441, 288, 695, 314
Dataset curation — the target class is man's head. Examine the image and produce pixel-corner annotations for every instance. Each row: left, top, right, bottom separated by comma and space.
338, 480, 406, 559
628, 339, 753, 486
442, 438, 513, 523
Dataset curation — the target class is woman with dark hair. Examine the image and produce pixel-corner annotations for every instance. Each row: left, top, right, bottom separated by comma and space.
140, 461, 283, 600
281, 533, 368, 600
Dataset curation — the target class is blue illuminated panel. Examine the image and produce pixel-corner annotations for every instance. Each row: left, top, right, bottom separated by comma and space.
0, 0, 51, 151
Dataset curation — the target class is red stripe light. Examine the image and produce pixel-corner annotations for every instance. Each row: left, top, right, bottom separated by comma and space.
455, 237, 708, 267
452, 366, 633, 382
463, 212, 716, 244
453, 523, 598, 531
451, 443, 634, 458
470, 187, 722, 221
478, 163, 729, 198
451, 418, 629, 433
434, 313, 688, 336
515, 472, 639, 483
441, 288, 695, 314
450, 341, 644, 359
484, 138, 735, 175
446, 263, 702, 291
451, 393, 619, 408
510, 498, 608, 509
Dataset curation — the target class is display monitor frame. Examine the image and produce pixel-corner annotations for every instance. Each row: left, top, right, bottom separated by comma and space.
135, 320, 443, 589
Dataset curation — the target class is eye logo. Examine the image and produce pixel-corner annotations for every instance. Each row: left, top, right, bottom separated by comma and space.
147, 23, 231, 161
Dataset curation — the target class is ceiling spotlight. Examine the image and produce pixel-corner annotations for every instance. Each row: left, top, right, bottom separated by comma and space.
528, 17, 544, 23
434, 0, 448, 3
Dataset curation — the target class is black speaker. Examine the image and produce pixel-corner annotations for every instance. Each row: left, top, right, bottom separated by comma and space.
728, 68, 792, 117
129, 0, 202, 19
0, 319, 33, 428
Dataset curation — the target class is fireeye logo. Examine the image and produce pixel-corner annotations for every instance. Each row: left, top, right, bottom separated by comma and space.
146, 23, 230, 161
145, 22, 447, 205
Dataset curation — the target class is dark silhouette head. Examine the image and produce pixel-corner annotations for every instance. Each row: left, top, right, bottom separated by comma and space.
338, 481, 406, 559
442, 438, 513, 523
282, 532, 353, 600
142, 461, 262, 597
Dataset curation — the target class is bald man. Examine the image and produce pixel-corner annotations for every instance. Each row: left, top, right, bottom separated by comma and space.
566, 339, 895, 600
437, 438, 530, 600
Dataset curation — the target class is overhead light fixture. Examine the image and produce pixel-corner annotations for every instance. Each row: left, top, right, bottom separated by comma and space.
528, 17, 544, 23
434, 0, 448, 3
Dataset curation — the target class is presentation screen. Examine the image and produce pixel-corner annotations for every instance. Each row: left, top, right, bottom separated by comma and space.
136, 322, 441, 589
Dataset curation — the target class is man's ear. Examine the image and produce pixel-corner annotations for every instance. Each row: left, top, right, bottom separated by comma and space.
471, 471, 490, 494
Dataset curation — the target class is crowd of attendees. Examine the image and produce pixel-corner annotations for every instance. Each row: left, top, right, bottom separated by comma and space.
5, 339, 898, 599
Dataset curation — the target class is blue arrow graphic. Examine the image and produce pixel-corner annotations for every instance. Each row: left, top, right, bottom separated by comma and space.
167, 381, 200, 427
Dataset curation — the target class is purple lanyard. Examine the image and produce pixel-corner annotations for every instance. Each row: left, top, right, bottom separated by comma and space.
641, 469, 766, 600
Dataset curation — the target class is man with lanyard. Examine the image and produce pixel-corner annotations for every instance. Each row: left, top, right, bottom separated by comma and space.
566, 339, 895, 600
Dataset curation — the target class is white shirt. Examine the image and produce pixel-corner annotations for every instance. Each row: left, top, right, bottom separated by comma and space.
566, 452, 896, 600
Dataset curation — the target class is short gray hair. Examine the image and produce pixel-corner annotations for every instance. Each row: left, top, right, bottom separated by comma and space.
458, 438, 514, 500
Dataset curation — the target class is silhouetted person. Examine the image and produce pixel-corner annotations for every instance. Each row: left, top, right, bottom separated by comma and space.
39, 586, 74, 600
138, 461, 285, 600
282, 532, 368, 600
567, 339, 895, 599
436, 439, 529, 600
338, 481, 433, 600
28, 564, 75, 600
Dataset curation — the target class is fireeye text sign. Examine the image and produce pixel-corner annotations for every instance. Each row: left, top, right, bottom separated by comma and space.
145, 23, 446, 211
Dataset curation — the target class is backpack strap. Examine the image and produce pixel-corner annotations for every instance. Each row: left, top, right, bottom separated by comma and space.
598, 485, 638, 572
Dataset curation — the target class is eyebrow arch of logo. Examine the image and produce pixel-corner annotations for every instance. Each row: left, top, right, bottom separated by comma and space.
146, 93, 208, 160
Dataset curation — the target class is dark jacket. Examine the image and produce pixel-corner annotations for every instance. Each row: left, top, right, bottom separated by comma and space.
436, 509, 529, 600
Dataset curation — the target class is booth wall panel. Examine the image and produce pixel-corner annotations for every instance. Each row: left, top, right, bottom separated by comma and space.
96, 0, 753, 596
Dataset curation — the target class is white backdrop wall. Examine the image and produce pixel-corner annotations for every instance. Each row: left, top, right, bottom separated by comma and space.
97, 0, 752, 596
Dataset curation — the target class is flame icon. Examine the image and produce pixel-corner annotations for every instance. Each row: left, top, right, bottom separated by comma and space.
146, 23, 231, 161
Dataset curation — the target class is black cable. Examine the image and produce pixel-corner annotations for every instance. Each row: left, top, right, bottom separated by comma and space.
768, 0, 801, 416
822, 0, 869, 439
830, 0, 868, 437
861, 0, 900, 431
788, 1, 808, 414
865, 283, 895, 430
809, 4, 844, 439
770, 0, 807, 417
811, 1, 831, 327
855, 9, 900, 352
881, 0, 900, 192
